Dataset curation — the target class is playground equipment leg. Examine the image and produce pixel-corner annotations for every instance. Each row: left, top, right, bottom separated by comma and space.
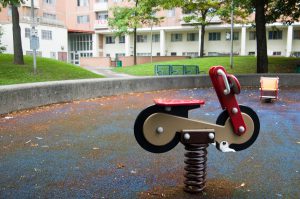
183, 143, 208, 193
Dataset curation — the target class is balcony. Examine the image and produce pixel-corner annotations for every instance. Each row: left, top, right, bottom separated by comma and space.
94, 2, 108, 12
20, 16, 65, 27
94, 19, 108, 29
22, 0, 39, 8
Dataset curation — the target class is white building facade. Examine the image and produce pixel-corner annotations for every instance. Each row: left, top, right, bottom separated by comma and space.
1, 0, 300, 64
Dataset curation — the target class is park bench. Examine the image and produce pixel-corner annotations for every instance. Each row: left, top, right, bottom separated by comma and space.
155, 65, 204, 76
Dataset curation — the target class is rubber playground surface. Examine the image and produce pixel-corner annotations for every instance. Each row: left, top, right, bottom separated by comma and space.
0, 87, 299, 198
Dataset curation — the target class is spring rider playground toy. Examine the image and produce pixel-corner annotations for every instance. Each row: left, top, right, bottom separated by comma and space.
134, 66, 260, 193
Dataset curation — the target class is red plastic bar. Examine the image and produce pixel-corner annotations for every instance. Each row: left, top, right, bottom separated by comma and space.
154, 99, 205, 106
209, 66, 246, 136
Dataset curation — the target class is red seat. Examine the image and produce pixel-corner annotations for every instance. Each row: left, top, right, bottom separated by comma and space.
154, 99, 205, 106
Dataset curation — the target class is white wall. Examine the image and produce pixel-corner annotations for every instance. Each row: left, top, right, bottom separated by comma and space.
1, 23, 68, 59
102, 34, 125, 58
165, 31, 199, 56
266, 27, 287, 56
204, 29, 241, 55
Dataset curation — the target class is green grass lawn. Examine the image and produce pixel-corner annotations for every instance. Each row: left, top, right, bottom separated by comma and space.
0, 54, 103, 85
113, 56, 300, 76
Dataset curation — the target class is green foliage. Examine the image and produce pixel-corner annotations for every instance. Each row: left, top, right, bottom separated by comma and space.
181, 0, 220, 25
233, 0, 300, 24
0, 54, 103, 85
113, 56, 299, 76
108, 0, 163, 36
0, 27, 6, 53
0, 0, 24, 8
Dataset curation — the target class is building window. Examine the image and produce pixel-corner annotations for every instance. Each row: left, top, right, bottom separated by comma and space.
77, 15, 90, 24
50, 52, 56, 59
249, 31, 256, 40
137, 53, 151, 56
41, 30, 52, 40
77, 0, 89, 6
171, 52, 177, 56
26, 51, 42, 56
152, 34, 160, 42
183, 52, 199, 57
268, 30, 282, 40
137, 35, 147, 43
25, 28, 31, 38
226, 32, 239, 40
292, 52, 300, 57
248, 51, 255, 55
106, 36, 115, 44
208, 32, 221, 41
116, 53, 125, 58
70, 34, 93, 51
273, 51, 281, 56
7, 6, 12, 16
44, 0, 55, 4
96, 11, 108, 20
119, 36, 125, 43
187, 33, 199, 41
96, 0, 108, 2
293, 30, 300, 39
171, 33, 182, 42
167, 9, 175, 17
43, 13, 56, 19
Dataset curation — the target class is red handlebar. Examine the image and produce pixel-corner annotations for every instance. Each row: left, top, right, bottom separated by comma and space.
209, 66, 246, 136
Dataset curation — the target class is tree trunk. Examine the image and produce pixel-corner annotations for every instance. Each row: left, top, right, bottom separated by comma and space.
133, 27, 137, 65
255, 0, 268, 73
200, 24, 205, 57
11, 5, 24, 65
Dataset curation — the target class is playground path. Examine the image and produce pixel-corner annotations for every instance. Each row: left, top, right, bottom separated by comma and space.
80, 65, 135, 78
0, 88, 299, 198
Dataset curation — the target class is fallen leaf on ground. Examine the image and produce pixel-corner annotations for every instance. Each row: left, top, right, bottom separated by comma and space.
117, 163, 125, 169
25, 140, 32, 144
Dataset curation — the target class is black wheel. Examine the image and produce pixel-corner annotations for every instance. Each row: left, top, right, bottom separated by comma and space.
216, 105, 260, 151
134, 105, 180, 153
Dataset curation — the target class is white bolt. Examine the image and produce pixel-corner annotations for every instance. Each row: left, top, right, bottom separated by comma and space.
184, 133, 190, 140
156, 127, 164, 134
223, 89, 229, 95
232, 107, 238, 114
239, 126, 245, 133
165, 106, 171, 112
208, 133, 215, 140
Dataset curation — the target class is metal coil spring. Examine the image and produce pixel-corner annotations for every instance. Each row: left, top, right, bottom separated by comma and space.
183, 143, 208, 194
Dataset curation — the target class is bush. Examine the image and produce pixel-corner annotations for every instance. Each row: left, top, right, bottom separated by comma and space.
0, 27, 6, 53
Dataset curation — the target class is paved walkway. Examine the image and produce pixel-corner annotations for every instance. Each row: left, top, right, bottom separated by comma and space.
80, 65, 135, 78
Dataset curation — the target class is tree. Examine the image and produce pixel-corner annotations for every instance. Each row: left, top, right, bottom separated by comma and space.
0, 0, 24, 64
235, 0, 300, 73
181, 1, 220, 57
160, 0, 247, 58
108, 0, 163, 65
0, 26, 6, 53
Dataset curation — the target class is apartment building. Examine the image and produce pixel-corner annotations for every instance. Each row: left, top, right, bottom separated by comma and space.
0, 0, 68, 61
1, 0, 300, 65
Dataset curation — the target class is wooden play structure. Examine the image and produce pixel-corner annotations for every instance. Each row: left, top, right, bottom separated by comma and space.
260, 77, 279, 101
